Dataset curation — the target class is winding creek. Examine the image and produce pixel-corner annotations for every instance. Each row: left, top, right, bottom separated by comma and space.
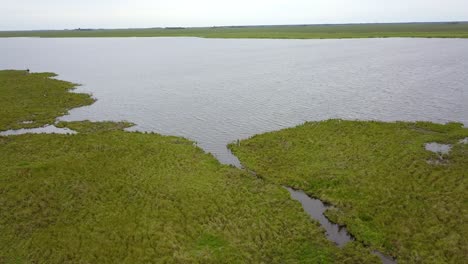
2, 37, 468, 263
285, 187, 353, 247
287, 187, 397, 264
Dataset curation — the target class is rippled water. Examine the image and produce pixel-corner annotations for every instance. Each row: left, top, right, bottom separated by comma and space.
1, 37, 467, 165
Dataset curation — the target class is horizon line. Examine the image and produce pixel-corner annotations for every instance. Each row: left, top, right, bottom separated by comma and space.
1, 20, 467, 32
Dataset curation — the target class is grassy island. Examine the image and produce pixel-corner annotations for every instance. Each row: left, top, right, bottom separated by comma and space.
229, 119, 468, 263
0, 70, 379, 263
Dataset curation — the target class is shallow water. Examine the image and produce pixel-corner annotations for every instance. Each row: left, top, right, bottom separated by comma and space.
1, 37, 467, 165
0, 125, 75, 136
425, 142, 452, 155
286, 187, 353, 247
373, 250, 397, 264
287, 187, 396, 263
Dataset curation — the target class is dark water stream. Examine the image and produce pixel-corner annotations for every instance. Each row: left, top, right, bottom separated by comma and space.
285, 187, 353, 247
285, 187, 396, 263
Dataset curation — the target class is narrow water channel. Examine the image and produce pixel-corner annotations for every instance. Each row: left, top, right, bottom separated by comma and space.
286, 187, 396, 264
285, 187, 353, 247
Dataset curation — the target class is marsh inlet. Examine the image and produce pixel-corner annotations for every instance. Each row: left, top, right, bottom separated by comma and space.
286, 187, 353, 247
0, 125, 76, 136
286, 187, 397, 264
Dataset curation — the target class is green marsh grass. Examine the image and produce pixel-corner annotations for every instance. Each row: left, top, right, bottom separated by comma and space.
229, 119, 468, 263
0, 70, 94, 131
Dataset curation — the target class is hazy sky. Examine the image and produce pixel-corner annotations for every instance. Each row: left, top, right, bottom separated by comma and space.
1, 0, 467, 30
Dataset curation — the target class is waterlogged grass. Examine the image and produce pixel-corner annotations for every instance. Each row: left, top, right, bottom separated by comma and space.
55, 120, 135, 133
1, 128, 377, 263
1, 22, 468, 39
0, 71, 380, 262
0, 70, 94, 131
229, 119, 468, 263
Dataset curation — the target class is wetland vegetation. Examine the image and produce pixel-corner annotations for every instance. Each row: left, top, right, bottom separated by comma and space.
229, 119, 468, 263
0, 70, 94, 131
1, 70, 467, 263
1, 22, 468, 39
0, 71, 381, 263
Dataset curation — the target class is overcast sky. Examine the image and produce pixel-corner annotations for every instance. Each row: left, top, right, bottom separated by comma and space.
1, 0, 467, 30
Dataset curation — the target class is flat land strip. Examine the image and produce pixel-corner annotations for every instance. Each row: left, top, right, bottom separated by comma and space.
1, 22, 468, 39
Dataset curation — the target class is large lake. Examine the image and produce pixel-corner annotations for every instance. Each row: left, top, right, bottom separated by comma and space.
1, 38, 467, 165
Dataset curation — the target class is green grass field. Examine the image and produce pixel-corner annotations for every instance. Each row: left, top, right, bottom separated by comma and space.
1, 22, 468, 39
0, 71, 380, 263
229, 120, 468, 263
